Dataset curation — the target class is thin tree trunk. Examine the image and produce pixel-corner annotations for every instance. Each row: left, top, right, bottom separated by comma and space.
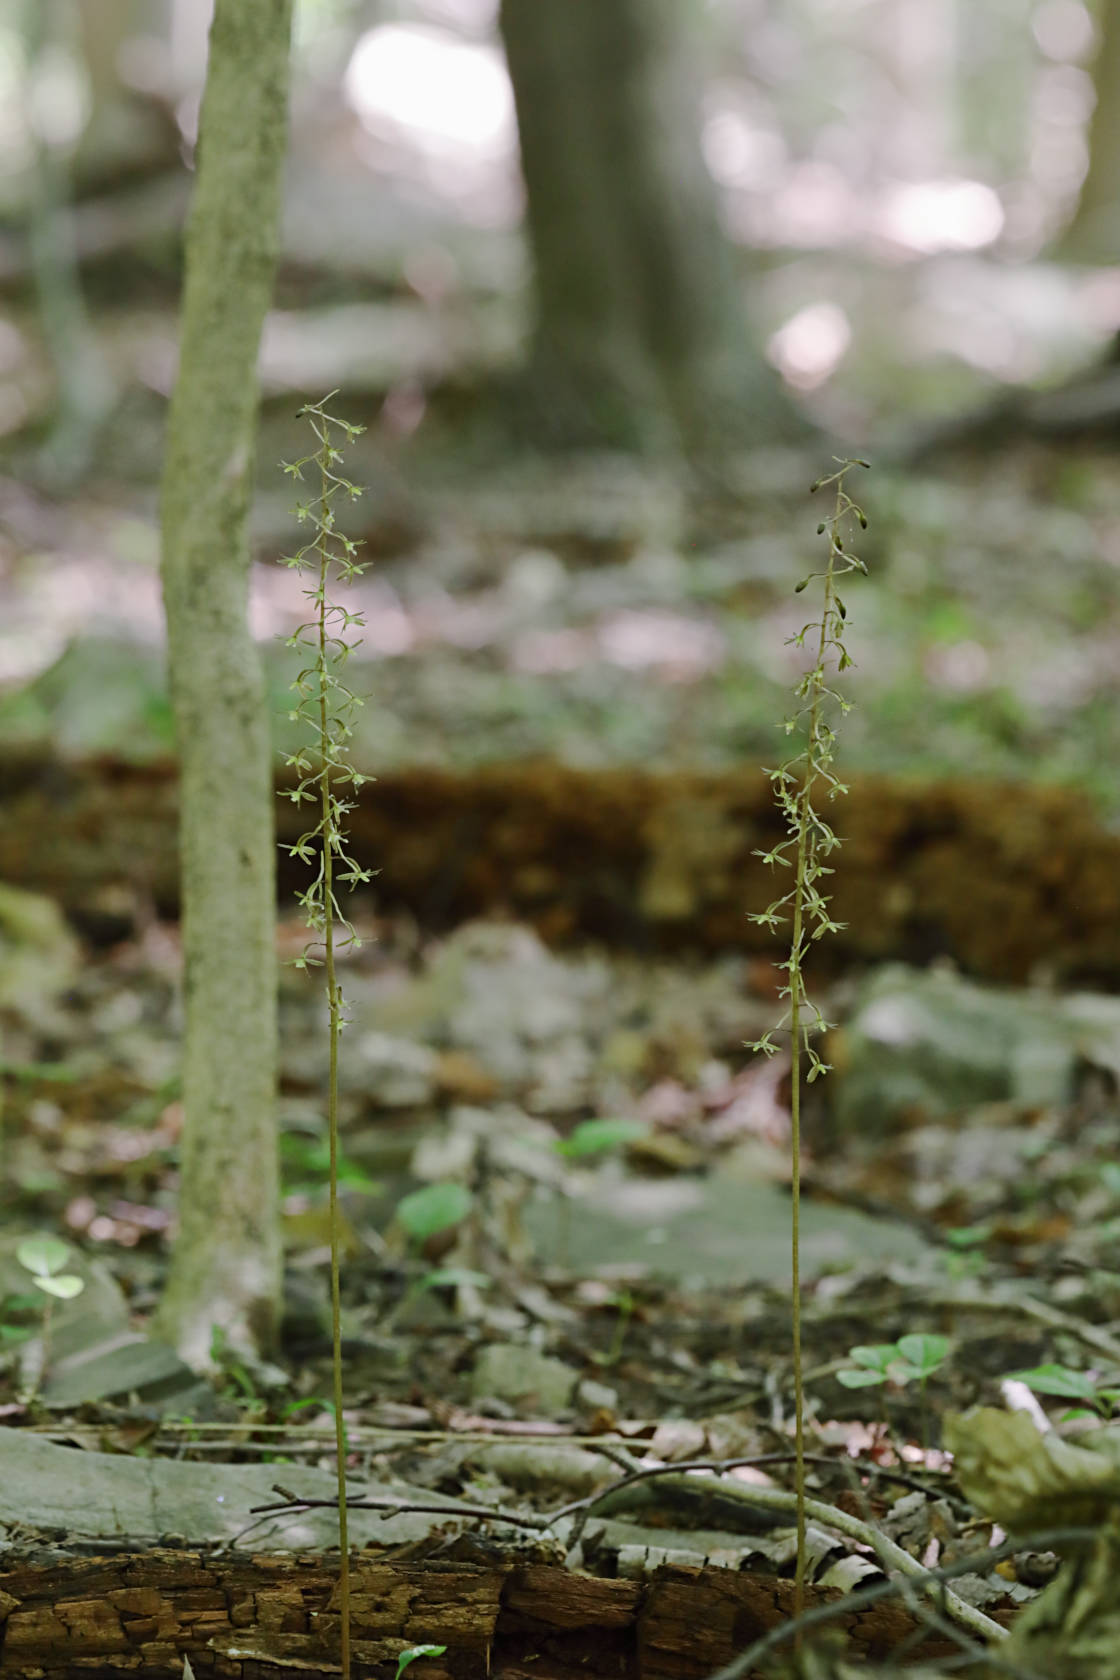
1059, 0, 1120, 261
156, 0, 292, 1370
499, 0, 804, 453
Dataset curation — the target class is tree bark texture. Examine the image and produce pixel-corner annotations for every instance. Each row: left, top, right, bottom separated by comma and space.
1058, 0, 1120, 261
0, 1545, 1010, 1678
157, 0, 292, 1369
498, 0, 803, 453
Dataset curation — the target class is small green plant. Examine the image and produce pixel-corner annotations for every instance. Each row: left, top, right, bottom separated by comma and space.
941, 1223, 991, 1279
748, 459, 870, 1606
280, 394, 374, 1680
590, 1285, 635, 1368
0, 1297, 39, 1349
0, 1061, 78, 1083
553, 1117, 648, 1159
386, 1266, 493, 1335
280, 1131, 377, 1198
837, 1334, 950, 1454
10, 1236, 85, 1401
15, 1236, 83, 1301
1011, 1362, 1120, 1422
388, 1186, 489, 1322
395, 1181, 474, 1245
395, 1646, 447, 1680
836, 1334, 951, 1392
208, 1325, 266, 1413
549, 1116, 648, 1264
163, 1411, 203, 1444
282, 1394, 352, 1455
413, 1265, 490, 1294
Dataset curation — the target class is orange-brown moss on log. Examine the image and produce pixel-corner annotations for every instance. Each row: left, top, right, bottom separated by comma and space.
1, 748, 1118, 983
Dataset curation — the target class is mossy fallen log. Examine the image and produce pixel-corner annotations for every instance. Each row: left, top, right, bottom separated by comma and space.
1, 749, 1118, 984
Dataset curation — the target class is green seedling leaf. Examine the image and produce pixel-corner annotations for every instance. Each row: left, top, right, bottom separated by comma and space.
395, 1646, 447, 1680
1012, 1363, 1099, 1403
837, 1338, 949, 1392
279, 1396, 350, 1450
280, 1133, 377, 1192
895, 1334, 950, 1376
945, 1224, 992, 1249
416, 1268, 491, 1293
224, 1362, 258, 1402
289, 1396, 350, 1452
554, 1118, 648, 1159
0, 1061, 78, 1083
836, 1367, 887, 1389
836, 1345, 897, 1388
848, 1344, 899, 1373
33, 1274, 85, 1301
281, 1397, 331, 1421
395, 1181, 472, 1243
888, 1362, 926, 1385
17, 1236, 73, 1280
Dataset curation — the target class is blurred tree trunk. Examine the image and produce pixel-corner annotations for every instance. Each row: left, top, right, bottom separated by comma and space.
498, 0, 803, 454
74, 0, 181, 191
157, 0, 292, 1371
1058, 0, 1120, 261
20, 0, 115, 487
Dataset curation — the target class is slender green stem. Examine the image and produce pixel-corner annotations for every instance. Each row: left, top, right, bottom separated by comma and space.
281, 396, 371, 1680
788, 988, 805, 1614
787, 532, 840, 1619
747, 459, 870, 1626
317, 450, 350, 1680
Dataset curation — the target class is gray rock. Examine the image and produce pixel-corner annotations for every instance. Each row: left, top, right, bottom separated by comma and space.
379, 922, 610, 1099
577, 1378, 619, 1413
527, 1035, 594, 1114
0, 1425, 507, 1551
350, 1030, 438, 1106
524, 1171, 927, 1283
470, 1342, 576, 1415
832, 964, 1120, 1133
40, 1334, 206, 1411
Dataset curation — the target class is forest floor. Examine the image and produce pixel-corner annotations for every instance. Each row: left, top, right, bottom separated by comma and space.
5, 144, 1120, 1674
5, 391, 1120, 1672
6, 426, 1120, 812
4, 884, 1120, 1671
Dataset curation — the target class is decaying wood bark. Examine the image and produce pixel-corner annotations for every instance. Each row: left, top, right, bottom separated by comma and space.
0, 1546, 1011, 1679
4, 751, 1120, 985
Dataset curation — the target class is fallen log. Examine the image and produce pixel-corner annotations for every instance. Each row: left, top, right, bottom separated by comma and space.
0, 1429, 1015, 1677
0, 1543, 1014, 1679
2, 749, 1119, 983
